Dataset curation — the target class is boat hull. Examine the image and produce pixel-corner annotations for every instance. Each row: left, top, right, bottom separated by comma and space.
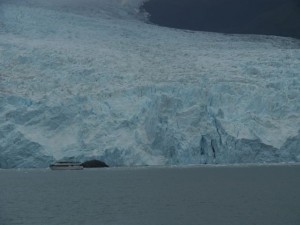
50, 165, 83, 170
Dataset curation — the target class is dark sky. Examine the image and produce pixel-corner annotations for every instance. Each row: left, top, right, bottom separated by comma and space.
142, 0, 300, 39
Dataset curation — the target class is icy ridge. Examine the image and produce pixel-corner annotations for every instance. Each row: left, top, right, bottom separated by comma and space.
0, 0, 300, 168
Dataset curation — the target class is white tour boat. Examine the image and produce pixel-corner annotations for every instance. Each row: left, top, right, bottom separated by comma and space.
49, 161, 83, 170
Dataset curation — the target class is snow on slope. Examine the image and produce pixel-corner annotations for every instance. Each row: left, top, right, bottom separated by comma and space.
0, 0, 300, 168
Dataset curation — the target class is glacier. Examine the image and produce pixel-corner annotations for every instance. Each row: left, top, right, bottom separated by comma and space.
0, 0, 300, 168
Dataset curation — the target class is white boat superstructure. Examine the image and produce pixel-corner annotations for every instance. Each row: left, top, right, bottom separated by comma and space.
50, 162, 83, 170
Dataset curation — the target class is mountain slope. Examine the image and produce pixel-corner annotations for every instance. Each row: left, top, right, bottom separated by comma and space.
142, 0, 300, 39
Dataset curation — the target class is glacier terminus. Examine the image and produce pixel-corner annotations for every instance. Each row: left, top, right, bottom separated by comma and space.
0, 0, 300, 168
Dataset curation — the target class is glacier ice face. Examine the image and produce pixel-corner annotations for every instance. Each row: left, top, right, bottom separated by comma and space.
0, 0, 300, 168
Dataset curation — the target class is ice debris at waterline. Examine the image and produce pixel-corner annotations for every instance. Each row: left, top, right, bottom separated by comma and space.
0, 0, 300, 168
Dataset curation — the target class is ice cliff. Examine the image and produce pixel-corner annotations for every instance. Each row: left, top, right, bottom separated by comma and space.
0, 0, 300, 168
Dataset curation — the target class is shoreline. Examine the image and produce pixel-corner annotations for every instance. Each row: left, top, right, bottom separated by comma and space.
1, 162, 300, 171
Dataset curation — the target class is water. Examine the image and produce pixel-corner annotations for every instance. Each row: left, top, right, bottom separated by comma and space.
1, 165, 300, 225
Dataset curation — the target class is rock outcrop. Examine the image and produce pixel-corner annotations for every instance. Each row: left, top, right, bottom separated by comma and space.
81, 160, 109, 168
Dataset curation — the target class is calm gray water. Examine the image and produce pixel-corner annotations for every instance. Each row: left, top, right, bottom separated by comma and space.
1, 165, 300, 225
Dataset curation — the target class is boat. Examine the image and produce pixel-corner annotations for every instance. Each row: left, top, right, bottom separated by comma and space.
49, 161, 83, 170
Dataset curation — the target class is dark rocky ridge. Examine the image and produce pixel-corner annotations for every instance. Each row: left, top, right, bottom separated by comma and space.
141, 0, 300, 39
81, 160, 109, 168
